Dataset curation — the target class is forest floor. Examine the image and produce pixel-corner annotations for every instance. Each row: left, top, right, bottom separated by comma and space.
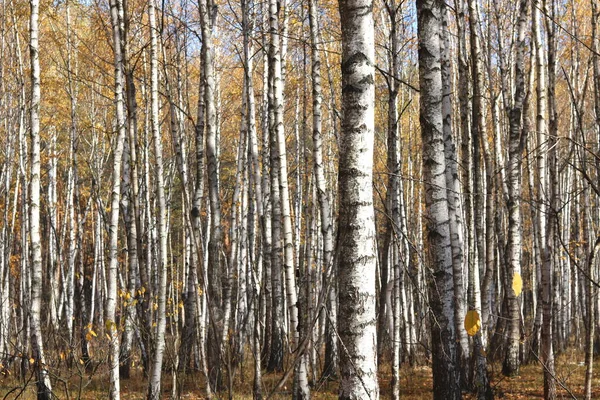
1, 349, 599, 399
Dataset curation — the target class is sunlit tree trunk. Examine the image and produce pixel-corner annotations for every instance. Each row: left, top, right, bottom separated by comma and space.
28, 0, 52, 396
106, 0, 128, 395
146, 0, 169, 397
198, 0, 224, 390
240, 0, 265, 394
308, 0, 337, 382
266, 0, 305, 394
337, 0, 379, 396
417, 0, 460, 397
47, 131, 59, 333
583, 194, 597, 400
119, 0, 143, 377
382, 0, 403, 395
502, 0, 529, 377
540, 0, 557, 396
319, 39, 340, 381
267, 67, 285, 374
441, 3, 467, 390
0, 19, 16, 361
465, 0, 491, 396
586, 1, 600, 397
259, 3, 274, 366
193, 64, 211, 396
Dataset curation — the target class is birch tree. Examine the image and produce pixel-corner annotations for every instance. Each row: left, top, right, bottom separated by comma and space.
198, 0, 224, 389
337, 0, 379, 396
308, 0, 337, 382
146, 0, 169, 396
416, 0, 460, 397
106, 0, 128, 395
464, 0, 491, 395
503, 0, 529, 377
28, 0, 53, 396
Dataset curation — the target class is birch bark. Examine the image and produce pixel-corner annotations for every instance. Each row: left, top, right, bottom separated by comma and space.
416, 0, 460, 397
29, 0, 52, 396
198, 0, 224, 389
503, 0, 529, 377
106, 0, 128, 394
337, 0, 379, 395
308, 0, 337, 382
147, 0, 169, 397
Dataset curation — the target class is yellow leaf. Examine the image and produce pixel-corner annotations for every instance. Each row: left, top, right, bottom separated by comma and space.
89, 329, 97, 337
512, 272, 523, 297
29, 358, 35, 365
464, 310, 481, 337
79, 358, 84, 365
106, 320, 117, 332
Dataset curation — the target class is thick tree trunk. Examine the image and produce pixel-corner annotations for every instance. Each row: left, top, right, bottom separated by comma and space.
416, 0, 460, 397
337, 0, 379, 396
441, 3, 468, 391
502, 0, 528, 377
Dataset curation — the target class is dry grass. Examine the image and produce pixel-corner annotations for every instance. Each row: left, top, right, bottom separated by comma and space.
1, 350, 599, 399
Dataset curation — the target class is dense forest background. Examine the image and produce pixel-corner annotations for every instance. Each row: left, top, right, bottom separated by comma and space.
1, 0, 600, 398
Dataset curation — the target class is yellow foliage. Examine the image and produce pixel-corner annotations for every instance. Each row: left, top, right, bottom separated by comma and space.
464, 310, 481, 337
512, 272, 523, 297
105, 320, 117, 333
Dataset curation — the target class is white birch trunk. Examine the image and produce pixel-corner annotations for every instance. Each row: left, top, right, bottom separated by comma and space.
147, 0, 169, 396
503, 0, 529, 377
198, 0, 224, 389
308, 0, 337, 382
267, 1, 301, 386
337, 0, 379, 396
28, 0, 52, 395
465, 0, 492, 395
48, 130, 60, 332
441, 5, 468, 387
416, 0, 460, 397
106, 0, 128, 394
